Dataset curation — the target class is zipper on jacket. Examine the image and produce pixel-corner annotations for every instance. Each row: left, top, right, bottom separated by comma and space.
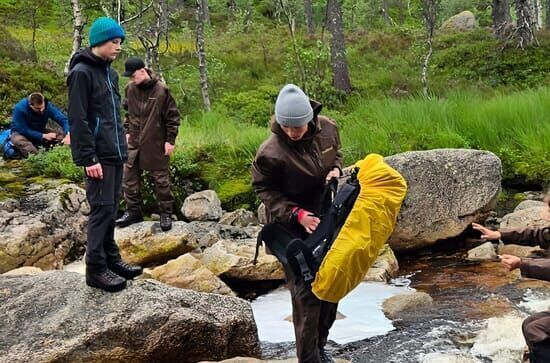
311, 148, 323, 171
94, 117, 101, 137
106, 67, 123, 160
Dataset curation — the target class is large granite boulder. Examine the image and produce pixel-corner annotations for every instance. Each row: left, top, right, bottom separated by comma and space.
147, 253, 235, 296
0, 184, 88, 273
382, 291, 434, 320
364, 244, 399, 282
182, 190, 223, 221
197, 239, 285, 281
115, 221, 198, 265
440, 11, 477, 32
0, 271, 261, 362
220, 208, 259, 227
500, 201, 549, 230
188, 221, 262, 250
384, 149, 501, 251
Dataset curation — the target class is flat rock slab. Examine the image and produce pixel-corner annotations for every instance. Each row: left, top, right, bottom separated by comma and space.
0, 271, 261, 362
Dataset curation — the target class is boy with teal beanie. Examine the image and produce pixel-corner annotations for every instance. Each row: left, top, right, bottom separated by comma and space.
89, 17, 125, 47
67, 17, 141, 293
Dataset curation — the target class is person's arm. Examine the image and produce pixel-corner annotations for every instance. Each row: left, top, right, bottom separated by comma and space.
123, 84, 130, 133
11, 106, 43, 142
520, 258, 550, 282
67, 70, 98, 166
500, 226, 550, 249
162, 88, 180, 146
252, 154, 298, 223
47, 103, 70, 134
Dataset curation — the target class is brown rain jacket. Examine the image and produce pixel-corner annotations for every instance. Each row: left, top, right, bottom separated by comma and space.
123, 70, 180, 170
251, 101, 343, 224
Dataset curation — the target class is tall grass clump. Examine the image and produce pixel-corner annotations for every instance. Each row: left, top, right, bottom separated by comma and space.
340, 88, 550, 186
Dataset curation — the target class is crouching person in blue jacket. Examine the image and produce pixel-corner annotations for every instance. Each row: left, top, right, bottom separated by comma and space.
10, 92, 70, 157
67, 17, 142, 292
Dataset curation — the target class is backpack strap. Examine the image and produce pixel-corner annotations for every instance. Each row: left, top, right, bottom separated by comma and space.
253, 228, 263, 265
316, 177, 339, 216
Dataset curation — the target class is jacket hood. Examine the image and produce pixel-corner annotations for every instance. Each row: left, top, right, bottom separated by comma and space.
68, 47, 111, 71
138, 69, 161, 89
271, 100, 323, 144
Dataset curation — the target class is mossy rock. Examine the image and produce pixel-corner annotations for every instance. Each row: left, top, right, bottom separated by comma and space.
216, 178, 256, 211
5, 182, 24, 195
0, 172, 17, 184
513, 193, 527, 202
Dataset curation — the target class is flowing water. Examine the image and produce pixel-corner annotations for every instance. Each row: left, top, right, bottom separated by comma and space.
258, 252, 550, 362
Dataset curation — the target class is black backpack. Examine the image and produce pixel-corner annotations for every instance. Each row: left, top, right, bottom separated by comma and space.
253, 168, 361, 284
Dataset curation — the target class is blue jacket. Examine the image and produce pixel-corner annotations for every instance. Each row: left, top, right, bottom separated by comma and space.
10, 98, 70, 142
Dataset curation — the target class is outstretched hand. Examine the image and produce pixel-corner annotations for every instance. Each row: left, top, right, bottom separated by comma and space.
500, 254, 521, 271
472, 223, 501, 240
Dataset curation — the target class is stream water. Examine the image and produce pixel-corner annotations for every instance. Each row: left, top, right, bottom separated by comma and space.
259, 253, 550, 362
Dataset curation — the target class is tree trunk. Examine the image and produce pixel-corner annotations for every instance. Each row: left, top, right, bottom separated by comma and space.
547, 0, 550, 29
196, 0, 211, 111
422, 0, 438, 97
533, 0, 542, 29
515, 0, 537, 48
65, 0, 84, 75
30, 6, 38, 61
279, 0, 307, 91
227, 0, 236, 17
304, 0, 315, 36
398, 0, 405, 24
382, 0, 391, 24
327, 0, 352, 93
201, 0, 211, 26
492, 0, 511, 38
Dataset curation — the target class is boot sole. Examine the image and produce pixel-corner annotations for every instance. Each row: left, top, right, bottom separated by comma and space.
86, 278, 127, 292
115, 220, 143, 228
109, 270, 142, 280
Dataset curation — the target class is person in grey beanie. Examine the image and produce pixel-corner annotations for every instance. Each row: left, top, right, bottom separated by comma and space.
252, 84, 343, 362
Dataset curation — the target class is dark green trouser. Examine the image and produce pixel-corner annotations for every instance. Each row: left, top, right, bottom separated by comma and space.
122, 161, 174, 214
288, 277, 338, 363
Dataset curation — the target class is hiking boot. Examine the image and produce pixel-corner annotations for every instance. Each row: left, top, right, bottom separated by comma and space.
86, 268, 126, 292
115, 211, 143, 228
160, 213, 172, 231
108, 260, 143, 280
320, 348, 335, 363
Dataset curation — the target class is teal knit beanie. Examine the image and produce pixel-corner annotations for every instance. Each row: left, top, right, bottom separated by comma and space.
89, 17, 125, 47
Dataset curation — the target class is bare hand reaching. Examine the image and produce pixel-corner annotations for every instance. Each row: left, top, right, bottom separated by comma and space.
472, 223, 501, 240
500, 254, 521, 271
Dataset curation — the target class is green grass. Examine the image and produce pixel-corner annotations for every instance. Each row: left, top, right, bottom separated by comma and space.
339, 88, 550, 185
5, 15, 550, 212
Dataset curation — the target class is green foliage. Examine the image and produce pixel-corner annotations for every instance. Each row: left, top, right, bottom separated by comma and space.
217, 178, 256, 210
339, 88, 550, 186
0, 59, 67, 127
432, 30, 550, 91
219, 85, 278, 126
0, 25, 34, 61
24, 146, 83, 182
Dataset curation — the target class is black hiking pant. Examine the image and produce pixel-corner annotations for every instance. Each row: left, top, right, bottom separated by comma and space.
85, 164, 123, 272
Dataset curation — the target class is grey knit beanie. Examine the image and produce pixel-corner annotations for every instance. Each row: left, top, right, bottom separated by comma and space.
274, 84, 313, 127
